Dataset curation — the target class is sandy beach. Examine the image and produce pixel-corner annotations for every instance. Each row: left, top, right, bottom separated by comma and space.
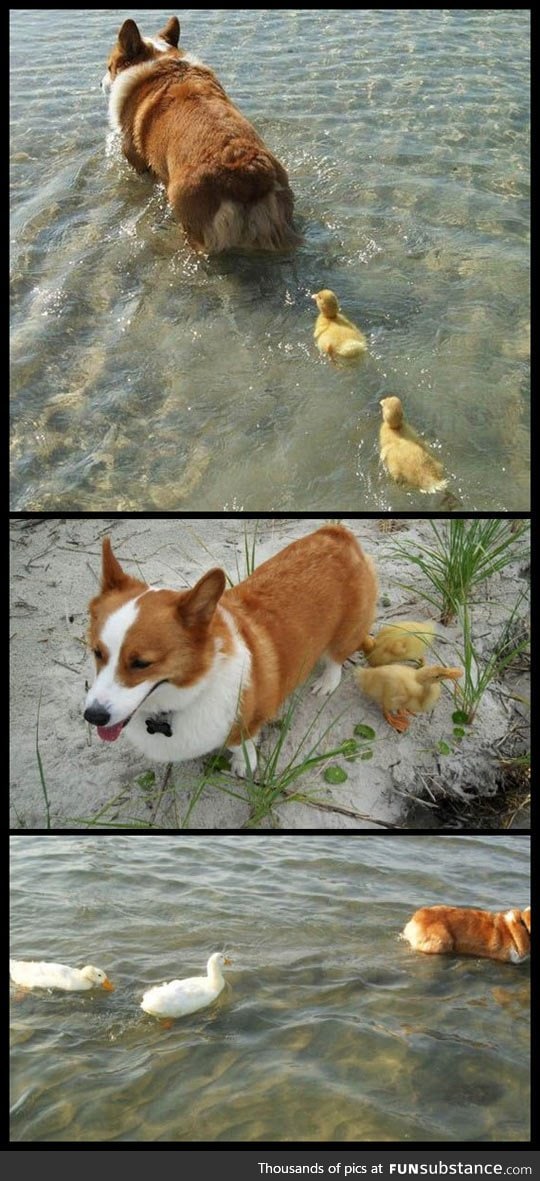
10, 516, 529, 830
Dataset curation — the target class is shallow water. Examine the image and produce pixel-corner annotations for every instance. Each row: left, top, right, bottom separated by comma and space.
10, 9, 529, 511
10, 834, 530, 1142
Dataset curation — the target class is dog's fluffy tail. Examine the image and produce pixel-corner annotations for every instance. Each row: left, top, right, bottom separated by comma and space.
203, 191, 301, 253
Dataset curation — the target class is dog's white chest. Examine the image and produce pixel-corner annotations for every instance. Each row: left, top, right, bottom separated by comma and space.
124, 634, 251, 764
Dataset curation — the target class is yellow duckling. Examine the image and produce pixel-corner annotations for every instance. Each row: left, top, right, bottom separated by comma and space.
362, 621, 436, 667
354, 664, 463, 732
312, 289, 367, 360
379, 396, 447, 493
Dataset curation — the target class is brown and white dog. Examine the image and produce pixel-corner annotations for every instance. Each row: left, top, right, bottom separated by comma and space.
83, 525, 378, 777
102, 15, 300, 253
401, 905, 531, 963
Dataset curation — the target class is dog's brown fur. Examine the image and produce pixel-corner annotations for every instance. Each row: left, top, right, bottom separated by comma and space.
104, 16, 299, 253
89, 526, 378, 747
402, 905, 531, 963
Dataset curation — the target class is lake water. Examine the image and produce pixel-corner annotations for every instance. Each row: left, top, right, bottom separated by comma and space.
10, 834, 530, 1143
10, 9, 529, 512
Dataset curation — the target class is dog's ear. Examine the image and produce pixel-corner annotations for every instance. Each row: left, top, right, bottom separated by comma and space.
101, 537, 134, 592
158, 16, 180, 47
118, 19, 144, 59
179, 568, 226, 627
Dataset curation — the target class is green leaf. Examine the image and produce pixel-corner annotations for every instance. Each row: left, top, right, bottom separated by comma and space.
209, 754, 231, 772
360, 750, 374, 761
324, 765, 348, 784
340, 739, 359, 757
453, 727, 466, 739
437, 741, 451, 756
452, 710, 470, 725
381, 594, 391, 607
137, 771, 156, 790
354, 723, 377, 740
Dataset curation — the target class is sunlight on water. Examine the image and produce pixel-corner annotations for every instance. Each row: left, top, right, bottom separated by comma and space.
10, 10, 529, 510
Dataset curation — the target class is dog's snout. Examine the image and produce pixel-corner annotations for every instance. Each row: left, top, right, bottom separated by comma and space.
84, 705, 111, 727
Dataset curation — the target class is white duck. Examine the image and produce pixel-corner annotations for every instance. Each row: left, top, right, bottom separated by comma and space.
141, 952, 232, 1019
10, 959, 115, 992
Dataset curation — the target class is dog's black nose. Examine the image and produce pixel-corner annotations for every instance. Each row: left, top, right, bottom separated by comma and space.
84, 705, 111, 727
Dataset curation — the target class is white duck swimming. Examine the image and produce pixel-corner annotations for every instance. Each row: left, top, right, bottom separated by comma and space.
10, 959, 115, 992
141, 952, 232, 1019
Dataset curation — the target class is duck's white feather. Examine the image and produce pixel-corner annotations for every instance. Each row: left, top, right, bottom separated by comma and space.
141, 952, 230, 1018
10, 959, 113, 991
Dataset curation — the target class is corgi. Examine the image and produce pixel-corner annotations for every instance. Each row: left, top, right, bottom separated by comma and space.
84, 526, 378, 777
102, 15, 299, 253
401, 905, 531, 963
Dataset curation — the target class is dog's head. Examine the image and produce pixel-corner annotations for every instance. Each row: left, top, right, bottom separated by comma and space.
102, 16, 181, 93
83, 538, 226, 741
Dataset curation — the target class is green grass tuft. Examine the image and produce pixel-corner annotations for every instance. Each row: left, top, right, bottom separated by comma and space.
390, 518, 529, 624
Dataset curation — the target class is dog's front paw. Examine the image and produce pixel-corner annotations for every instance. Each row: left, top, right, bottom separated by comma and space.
311, 662, 342, 696
229, 739, 258, 779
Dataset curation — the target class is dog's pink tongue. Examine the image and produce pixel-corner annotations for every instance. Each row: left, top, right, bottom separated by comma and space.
97, 723, 124, 743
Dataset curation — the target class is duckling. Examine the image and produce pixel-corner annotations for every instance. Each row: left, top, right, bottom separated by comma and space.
362, 621, 436, 667
312, 289, 367, 360
379, 396, 447, 493
354, 664, 463, 732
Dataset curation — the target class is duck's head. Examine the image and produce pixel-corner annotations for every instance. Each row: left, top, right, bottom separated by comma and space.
208, 952, 232, 971
312, 289, 339, 317
81, 965, 115, 991
426, 667, 463, 683
380, 396, 404, 428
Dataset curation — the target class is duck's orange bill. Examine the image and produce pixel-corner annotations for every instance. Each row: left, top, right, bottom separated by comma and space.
102, 978, 115, 991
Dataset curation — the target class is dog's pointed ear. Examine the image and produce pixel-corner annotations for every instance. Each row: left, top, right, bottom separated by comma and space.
118, 19, 144, 59
101, 537, 133, 592
179, 568, 226, 627
158, 16, 180, 47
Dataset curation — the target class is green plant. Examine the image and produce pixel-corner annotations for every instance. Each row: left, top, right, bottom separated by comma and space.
240, 519, 261, 579
234, 693, 377, 827
180, 519, 262, 588
455, 593, 530, 724
391, 519, 529, 625
35, 690, 51, 830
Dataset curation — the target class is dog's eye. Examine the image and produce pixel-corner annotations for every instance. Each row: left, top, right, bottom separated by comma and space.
131, 658, 152, 670
94, 648, 103, 661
